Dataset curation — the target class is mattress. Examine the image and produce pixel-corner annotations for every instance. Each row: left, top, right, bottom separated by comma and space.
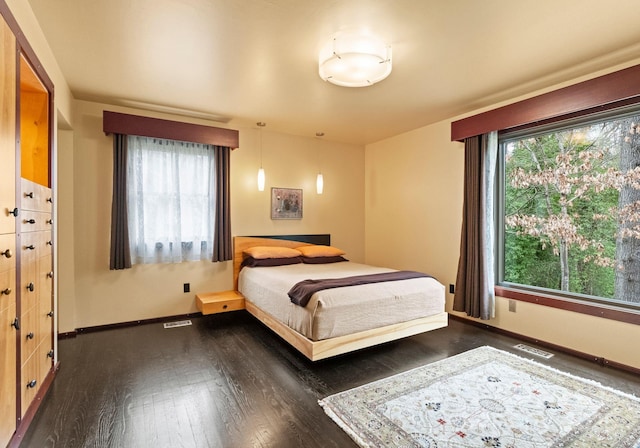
238, 261, 445, 341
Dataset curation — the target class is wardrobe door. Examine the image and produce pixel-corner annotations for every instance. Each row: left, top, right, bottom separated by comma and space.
0, 261, 16, 448
0, 14, 17, 448
0, 15, 16, 234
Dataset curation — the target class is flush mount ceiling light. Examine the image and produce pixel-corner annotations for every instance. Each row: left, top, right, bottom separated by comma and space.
318, 31, 392, 87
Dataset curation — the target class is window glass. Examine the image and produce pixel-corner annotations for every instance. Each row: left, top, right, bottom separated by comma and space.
127, 136, 217, 264
499, 111, 640, 308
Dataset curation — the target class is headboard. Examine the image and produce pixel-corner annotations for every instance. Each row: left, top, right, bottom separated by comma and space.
233, 234, 331, 290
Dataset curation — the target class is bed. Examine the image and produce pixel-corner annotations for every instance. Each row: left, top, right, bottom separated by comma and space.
233, 234, 448, 361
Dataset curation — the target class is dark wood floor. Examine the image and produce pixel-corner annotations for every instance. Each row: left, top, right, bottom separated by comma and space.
19, 311, 640, 448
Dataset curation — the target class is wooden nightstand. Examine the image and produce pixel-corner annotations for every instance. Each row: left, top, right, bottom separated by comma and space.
196, 290, 245, 315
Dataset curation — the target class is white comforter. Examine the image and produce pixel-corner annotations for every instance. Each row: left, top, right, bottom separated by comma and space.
238, 261, 445, 341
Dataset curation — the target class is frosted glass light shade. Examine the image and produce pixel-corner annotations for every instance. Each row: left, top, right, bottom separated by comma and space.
257, 168, 265, 191
319, 32, 392, 87
316, 173, 324, 194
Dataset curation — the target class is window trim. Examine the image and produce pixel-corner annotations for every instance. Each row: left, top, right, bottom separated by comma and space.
495, 286, 640, 325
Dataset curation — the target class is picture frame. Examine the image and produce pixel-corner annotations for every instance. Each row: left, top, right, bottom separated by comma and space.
271, 187, 303, 220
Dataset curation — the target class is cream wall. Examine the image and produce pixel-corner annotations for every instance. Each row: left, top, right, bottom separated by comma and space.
61, 100, 364, 332
56, 128, 76, 334
365, 120, 463, 284
364, 68, 640, 371
231, 127, 365, 257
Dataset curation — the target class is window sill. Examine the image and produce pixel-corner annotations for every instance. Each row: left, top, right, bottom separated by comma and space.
494, 286, 640, 326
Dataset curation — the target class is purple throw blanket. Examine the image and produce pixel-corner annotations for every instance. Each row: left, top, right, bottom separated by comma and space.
288, 270, 431, 307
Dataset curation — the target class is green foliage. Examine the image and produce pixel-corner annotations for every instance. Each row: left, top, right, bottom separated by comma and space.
504, 233, 559, 289
503, 126, 619, 299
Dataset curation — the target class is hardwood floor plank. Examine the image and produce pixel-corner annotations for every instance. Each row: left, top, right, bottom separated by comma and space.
18, 312, 640, 447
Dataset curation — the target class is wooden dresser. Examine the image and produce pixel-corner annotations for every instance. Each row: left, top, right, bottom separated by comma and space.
18, 180, 54, 418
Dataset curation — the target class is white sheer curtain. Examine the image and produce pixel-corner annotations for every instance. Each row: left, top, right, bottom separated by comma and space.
484, 131, 498, 318
127, 136, 216, 264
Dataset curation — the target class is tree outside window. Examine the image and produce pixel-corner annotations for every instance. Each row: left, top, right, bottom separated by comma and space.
501, 112, 640, 306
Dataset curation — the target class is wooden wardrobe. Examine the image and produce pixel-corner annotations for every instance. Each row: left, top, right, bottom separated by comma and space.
1, 4, 56, 447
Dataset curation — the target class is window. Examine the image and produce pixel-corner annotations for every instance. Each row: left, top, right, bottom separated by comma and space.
127, 136, 217, 264
497, 109, 640, 310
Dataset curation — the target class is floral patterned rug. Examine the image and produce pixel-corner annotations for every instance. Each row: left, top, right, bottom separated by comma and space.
319, 346, 640, 447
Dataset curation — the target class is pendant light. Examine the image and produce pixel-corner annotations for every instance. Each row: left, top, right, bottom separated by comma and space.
316, 172, 324, 195
315, 132, 324, 194
257, 122, 266, 191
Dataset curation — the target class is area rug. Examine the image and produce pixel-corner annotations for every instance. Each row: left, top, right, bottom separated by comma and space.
319, 346, 640, 447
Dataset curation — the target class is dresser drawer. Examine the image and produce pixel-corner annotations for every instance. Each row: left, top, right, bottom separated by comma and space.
38, 251, 53, 309
37, 298, 53, 346
20, 210, 52, 232
21, 351, 39, 417
21, 178, 52, 213
37, 338, 54, 384
20, 306, 39, 365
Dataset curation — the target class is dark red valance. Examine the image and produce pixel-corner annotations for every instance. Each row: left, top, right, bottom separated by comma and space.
103, 111, 239, 149
451, 64, 640, 142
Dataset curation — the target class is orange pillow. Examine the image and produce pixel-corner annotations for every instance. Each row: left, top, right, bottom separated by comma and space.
296, 245, 345, 258
243, 246, 302, 259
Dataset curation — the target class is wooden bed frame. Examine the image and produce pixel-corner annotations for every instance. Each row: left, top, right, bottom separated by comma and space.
233, 235, 448, 361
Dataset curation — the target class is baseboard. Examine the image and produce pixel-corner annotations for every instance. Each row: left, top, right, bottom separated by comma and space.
66, 312, 203, 336
57, 330, 78, 339
450, 314, 640, 376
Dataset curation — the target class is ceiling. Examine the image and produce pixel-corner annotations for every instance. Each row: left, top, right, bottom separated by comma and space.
26, 0, 640, 145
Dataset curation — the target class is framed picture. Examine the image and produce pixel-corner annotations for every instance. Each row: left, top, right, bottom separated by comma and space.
271, 187, 303, 220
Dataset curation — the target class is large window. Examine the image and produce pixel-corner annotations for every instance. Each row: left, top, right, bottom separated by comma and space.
498, 109, 640, 309
127, 136, 217, 264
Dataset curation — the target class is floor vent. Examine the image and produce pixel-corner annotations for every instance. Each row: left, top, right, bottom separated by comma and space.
163, 320, 192, 329
513, 343, 554, 359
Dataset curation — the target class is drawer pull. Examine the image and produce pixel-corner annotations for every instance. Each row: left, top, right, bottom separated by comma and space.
47, 310, 54, 317
24, 192, 34, 198
24, 219, 36, 224
47, 240, 53, 246
46, 197, 52, 203
26, 332, 34, 340
1, 249, 12, 258
11, 318, 19, 330
8, 208, 18, 217
222, 304, 228, 310
47, 271, 54, 279
25, 245, 35, 250
26, 282, 34, 292
27, 379, 37, 389
1, 288, 11, 295
47, 350, 54, 358
46, 219, 53, 225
